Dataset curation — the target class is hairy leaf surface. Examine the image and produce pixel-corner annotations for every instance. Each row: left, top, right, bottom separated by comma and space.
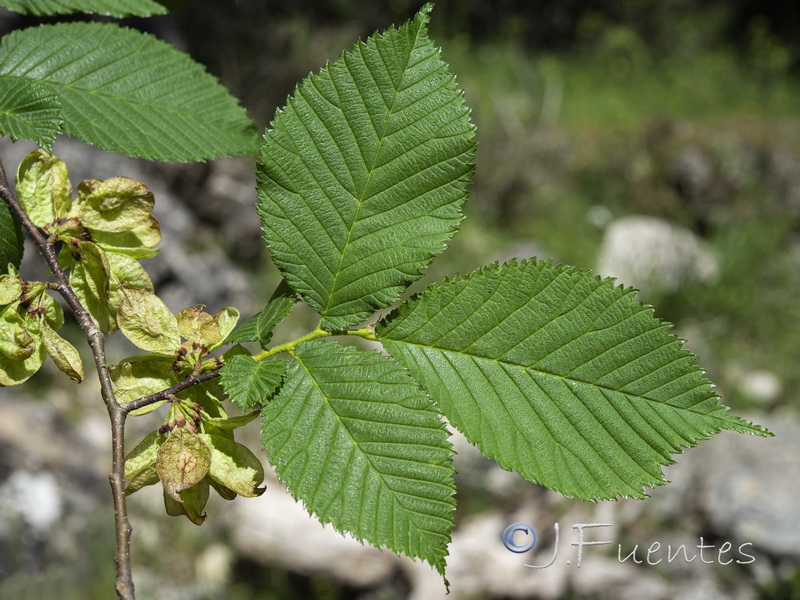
0, 23, 257, 161
377, 259, 772, 501
0, 0, 166, 17
258, 4, 475, 328
0, 78, 62, 150
261, 341, 455, 575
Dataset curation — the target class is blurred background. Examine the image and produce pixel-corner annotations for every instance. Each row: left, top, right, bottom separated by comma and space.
0, 0, 799, 598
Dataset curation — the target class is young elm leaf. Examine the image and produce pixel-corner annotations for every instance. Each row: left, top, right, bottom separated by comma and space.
224, 278, 295, 348
0, 304, 45, 385
220, 355, 286, 412
69, 240, 114, 332
109, 354, 175, 416
0, 303, 35, 360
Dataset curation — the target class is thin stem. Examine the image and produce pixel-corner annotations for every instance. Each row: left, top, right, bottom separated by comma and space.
0, 160, 135, 600
251, 325, 332, 361
121, 368, 221, 414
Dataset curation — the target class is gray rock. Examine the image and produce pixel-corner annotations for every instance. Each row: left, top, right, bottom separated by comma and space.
698, 415, 799, 558
596, 216, 718, 296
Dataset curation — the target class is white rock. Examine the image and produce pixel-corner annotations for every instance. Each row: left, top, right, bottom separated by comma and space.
596, 216, 718, 295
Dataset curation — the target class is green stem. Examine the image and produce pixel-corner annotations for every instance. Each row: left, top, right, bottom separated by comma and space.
249, 324, 379, 362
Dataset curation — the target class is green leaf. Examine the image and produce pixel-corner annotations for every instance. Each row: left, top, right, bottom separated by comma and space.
261, 341, 456, 575
0, 22, 257, 161
0, 78, 62, 150
15, 150, 71, 228
0, 201, 24, 275
220, 355, 286, 412
117, 286, 180, 354
225, 279, 295, 348
199, 433, 265, 498
124, 429, 164, 495
258, 4, 475, 329
377, 259, 773, 501
0, 0, 168, 17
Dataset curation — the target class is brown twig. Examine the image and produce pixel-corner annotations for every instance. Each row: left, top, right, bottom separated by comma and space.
121, 368, 221, 414
0, 159, 136, 599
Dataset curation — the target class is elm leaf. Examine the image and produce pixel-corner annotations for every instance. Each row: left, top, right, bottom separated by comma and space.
0, 22, 257, 161
378, 258, 773, 501
199, 433, 265, 498
0, 78, 62, 151
258, 4, 475, 328
261, 341, 456, 576
0, 0, 168, 17
224, 279, 295, 348
220, 355, 286, 412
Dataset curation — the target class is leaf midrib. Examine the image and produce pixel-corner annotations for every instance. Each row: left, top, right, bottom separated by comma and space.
384, 338, 733, 422
320, 24, 425, 323
0, 73, 229, 125
295, 350, 447, 553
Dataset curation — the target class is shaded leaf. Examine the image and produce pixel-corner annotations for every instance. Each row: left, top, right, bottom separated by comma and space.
258, 5, 475, 328
0, 201, 24, 275
377, 258, 772, 501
